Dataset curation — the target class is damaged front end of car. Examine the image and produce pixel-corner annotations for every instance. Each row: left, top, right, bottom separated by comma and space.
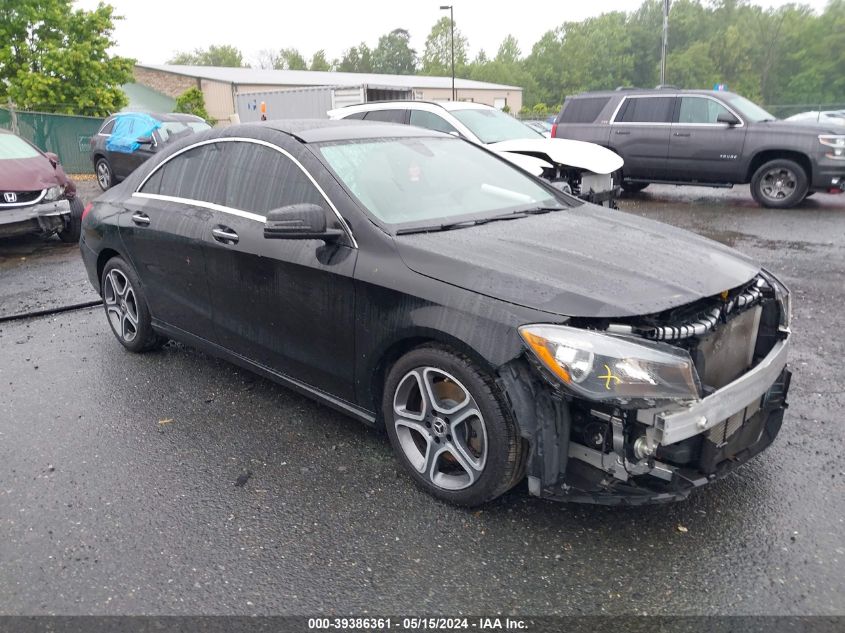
498, 270, 792, 505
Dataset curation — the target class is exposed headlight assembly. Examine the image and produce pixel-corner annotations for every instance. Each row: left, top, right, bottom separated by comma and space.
819, 135, 845, 159
43, 186, 63, 201
519, 324, 701, 407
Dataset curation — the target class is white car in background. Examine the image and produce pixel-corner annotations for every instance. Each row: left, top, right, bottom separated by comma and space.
785, 110, 845, 127
328, 101, 624, 207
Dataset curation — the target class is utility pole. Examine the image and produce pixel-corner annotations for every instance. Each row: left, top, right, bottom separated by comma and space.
660, 0, 670, 85
440, 5, 456, 100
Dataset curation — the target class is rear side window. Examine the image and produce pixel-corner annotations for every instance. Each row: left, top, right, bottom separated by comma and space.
139, 143, 227, 205
363, 109, 407, 124
559, 97, 611, 123
409, 109, 458, 134
222, 142, 324, 216
615, 97, 675, 123
343, 111, 366, 120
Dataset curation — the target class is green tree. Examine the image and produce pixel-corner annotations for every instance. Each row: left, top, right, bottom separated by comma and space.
372, 29, 417, 75
0, 0, 133, 115
495, 35, 521, 65
168, 44, 244, 67
337, 43, 374, 73
310, 50, 331, 71
421, 17, 468, 76
174, 87, 213, 124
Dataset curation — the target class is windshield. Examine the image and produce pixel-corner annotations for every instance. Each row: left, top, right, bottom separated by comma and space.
0, 134, 40, 160
450, 108, 543, 144
318, 137, 565, 228
158, 120, 211, 143
723, 95, 776, 122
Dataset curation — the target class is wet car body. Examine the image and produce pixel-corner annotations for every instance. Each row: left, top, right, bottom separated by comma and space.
0, 129, 81, 241
80, 120, 792, 505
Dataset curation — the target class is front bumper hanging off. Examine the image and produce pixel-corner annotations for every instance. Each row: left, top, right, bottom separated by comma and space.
0, 199, 72, 238
500, 329, 792, 505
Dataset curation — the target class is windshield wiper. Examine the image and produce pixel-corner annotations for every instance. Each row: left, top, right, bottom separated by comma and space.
395, 205, 566, 235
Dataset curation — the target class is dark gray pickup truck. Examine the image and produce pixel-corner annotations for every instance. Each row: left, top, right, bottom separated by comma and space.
552, 88, 845, 208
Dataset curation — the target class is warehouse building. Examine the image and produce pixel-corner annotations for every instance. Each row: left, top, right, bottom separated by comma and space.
132, 64, 523, 124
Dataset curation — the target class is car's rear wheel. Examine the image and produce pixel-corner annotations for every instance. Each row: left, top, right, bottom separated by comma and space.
58, 197, 83, 243
383, 345, 526, 506
751, 159, 808, 208
101, 257, 165, 353
95, 157, 114, 191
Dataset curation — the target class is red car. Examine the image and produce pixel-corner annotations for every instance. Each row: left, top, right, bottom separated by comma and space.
0, 129, 83, 241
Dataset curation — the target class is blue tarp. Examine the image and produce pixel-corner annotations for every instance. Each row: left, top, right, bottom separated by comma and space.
105, 113, 161, 154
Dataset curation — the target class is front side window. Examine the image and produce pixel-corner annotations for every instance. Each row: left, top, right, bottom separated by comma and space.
449, 108, 542, 143
318, 136, 567, 226
99, 119, 116, 135
615, 97, 675, 123
222, 142, 324, 215
678, 97, 731, 124
409, 110, 459, 135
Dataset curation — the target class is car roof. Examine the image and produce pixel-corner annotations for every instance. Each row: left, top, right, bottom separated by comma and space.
112, 111, 207, 123
255, 119, 448, 143
570, 88, 740, 99
330, 100, 495, 115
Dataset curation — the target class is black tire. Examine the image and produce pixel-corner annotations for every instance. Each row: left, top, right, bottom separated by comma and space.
382, 344, 526, 506
100, 257, 165, 353
58, 196, 83, 243
95, 157, 114, 191
804, 191, 815, 199
750, 159, 808, 209
621, 181, 649, 193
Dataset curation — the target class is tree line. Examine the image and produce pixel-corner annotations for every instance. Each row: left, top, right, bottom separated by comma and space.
2, 0, 842, 118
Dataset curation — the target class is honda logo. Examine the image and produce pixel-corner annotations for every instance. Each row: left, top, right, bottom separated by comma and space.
3, 192, 17, 203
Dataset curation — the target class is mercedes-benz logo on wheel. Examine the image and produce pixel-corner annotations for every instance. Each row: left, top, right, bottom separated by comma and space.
3, 192, 17, 203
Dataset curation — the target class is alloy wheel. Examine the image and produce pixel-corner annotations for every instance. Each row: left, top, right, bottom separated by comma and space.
393, 367, 488, 491
103, 269, 139, 343
97, 161, 111, 190
760, 167, 797, 201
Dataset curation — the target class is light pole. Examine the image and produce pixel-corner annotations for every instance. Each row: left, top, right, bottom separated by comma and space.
660, 0, 670, 85
440, 5, 455, 100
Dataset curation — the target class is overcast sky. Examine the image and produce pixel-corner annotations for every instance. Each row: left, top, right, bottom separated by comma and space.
73, 0, 832, 68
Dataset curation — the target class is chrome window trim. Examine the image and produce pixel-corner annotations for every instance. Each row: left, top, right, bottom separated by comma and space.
611, 94, 746, 128
0, 189, 46, 208
132, 192, 266, 223
134, 136, 357, 248
674, 95, 746, 128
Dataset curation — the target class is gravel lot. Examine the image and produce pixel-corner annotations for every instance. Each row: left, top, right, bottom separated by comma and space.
1, 180, 843, 616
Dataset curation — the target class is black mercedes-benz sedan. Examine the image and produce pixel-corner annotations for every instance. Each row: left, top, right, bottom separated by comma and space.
80, 120, 792, 506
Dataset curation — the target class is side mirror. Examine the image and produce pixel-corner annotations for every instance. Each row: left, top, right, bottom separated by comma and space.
44, 151, 59, 167
136, 136, 153, 145
717, 112, 740, 126
264, 203, 344, 242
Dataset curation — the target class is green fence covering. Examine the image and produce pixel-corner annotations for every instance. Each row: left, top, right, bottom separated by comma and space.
0, 108, 104, 174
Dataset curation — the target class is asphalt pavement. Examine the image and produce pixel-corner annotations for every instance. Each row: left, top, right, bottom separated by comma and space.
1, 182, 844, 616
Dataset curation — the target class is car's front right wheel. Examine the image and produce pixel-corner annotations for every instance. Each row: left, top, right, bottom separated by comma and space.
383, 345, 526, 506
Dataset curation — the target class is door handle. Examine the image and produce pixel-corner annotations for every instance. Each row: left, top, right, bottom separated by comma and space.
673, 132, 691, 137
131, 212, 150, 226
212, 226, 239, 244
614, 130, 631, 135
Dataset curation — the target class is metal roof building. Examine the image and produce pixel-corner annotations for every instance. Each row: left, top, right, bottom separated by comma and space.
133, 64, 523, 124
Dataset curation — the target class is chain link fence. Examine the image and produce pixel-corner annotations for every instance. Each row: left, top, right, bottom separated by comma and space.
0, 106, 104, 174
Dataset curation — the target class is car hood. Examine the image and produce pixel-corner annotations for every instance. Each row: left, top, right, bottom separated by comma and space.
494, 151, 553, 176
751, 119, 844, 135
0, 156, 65, 192
488, 138, 624, 175
395, 205, 760, 318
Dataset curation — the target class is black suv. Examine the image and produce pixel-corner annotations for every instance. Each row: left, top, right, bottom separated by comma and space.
553, 88, 845, 208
